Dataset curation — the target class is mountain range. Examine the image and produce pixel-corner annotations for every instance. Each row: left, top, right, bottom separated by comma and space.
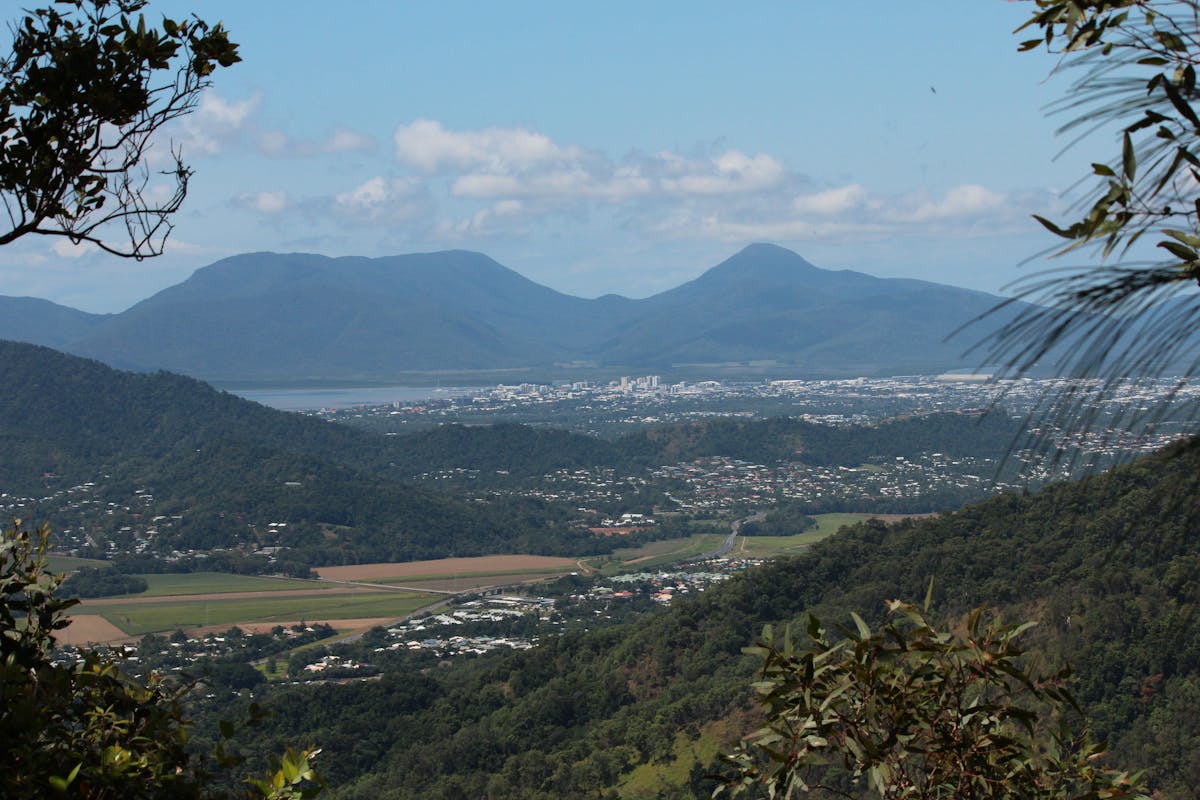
0, 244, 1010, 382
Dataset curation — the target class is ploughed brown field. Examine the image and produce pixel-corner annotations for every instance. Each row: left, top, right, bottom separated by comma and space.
57, 615, 129, 646
315, 555, 578, 581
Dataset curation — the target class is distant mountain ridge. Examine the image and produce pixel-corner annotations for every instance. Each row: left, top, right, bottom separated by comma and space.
0, 244, 1010, 381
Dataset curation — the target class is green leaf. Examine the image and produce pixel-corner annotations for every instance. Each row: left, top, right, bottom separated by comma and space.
1032, 215, 1070, 237
1157, 240, 1198, 262
1154, 30, 1187, 51
1123, 132, 1137, 180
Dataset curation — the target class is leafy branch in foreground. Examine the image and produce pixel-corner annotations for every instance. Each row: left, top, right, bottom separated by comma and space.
0, 520, 322, 799
717, 599, 1147, 799
0, 0, 240, 258
975, 1, 1200, 454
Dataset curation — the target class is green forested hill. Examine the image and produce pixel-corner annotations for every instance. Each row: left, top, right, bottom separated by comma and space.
226, 438, 1200, 799
0, 341, 592, 564
384, 411, 1023, 478
612, 410, 1021, 467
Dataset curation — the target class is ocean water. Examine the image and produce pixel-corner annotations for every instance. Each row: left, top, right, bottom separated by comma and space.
229, 386, 476, 411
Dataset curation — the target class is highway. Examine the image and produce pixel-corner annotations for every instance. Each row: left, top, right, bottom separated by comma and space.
689, 511, 765, 562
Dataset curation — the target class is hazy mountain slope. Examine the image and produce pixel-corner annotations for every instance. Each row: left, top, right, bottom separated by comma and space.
0, 296, 107, 350
4, 245, 1014, 380
67, 250, 634, 378
590, 244, 1006, 370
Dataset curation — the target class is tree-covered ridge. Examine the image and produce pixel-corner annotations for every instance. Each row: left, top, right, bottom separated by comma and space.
217, 437, 1200, 799
384, 410, 1023, 478
0, 339, 390, 490
615, 411, 1020, 468
0, 341, 594, 565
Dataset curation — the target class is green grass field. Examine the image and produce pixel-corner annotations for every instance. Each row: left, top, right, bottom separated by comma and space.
737, 512, 872, 557
98, 590, 438, 635
584, 512, 889, 570
45, 554, 108, 572
589, 534, 728, 576
809, 512, 875, 536
136, 572, 328, 597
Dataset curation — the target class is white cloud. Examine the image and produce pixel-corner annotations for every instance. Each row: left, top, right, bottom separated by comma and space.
324, 128, 377, 154
889, 184, 1007, 223
336, 176, 390, 209
450, 168, 652, 200
643, 183, 1046, 245
437, 199, 527, 240
451, 173, 523, 198
330, 176, 426, 225
792, 184, 869, 215
52, 239, 89, 259
394, 119, 580, 173
393, 120, 789, 206
198, 92, 260, 128
660, 150, 786, 195
175, 90, 262, 158
238, 191, 288, 214
318, 118, 1050, 253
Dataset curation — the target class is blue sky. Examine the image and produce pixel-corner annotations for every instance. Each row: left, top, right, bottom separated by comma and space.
1, 1, 1095, 312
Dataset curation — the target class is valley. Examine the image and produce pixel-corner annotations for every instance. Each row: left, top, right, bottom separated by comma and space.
4, 334, 1195, 797
7, 3, 1200, 798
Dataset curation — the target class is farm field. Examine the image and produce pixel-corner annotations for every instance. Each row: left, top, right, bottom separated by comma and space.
737, 530, 836, 557
61, 556, 586, 643
737, 512, 938, 557
90, 589, 438, 636
735, 512, 867, 557
57, 615, 129, 646
46, 554, 108, 572
376, 571, 577, 592
79, 586, 390, 606
56, 516, 929, 643
137, 572, 329, 597
591, 534, 728, 575
315, 555, 578, 581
